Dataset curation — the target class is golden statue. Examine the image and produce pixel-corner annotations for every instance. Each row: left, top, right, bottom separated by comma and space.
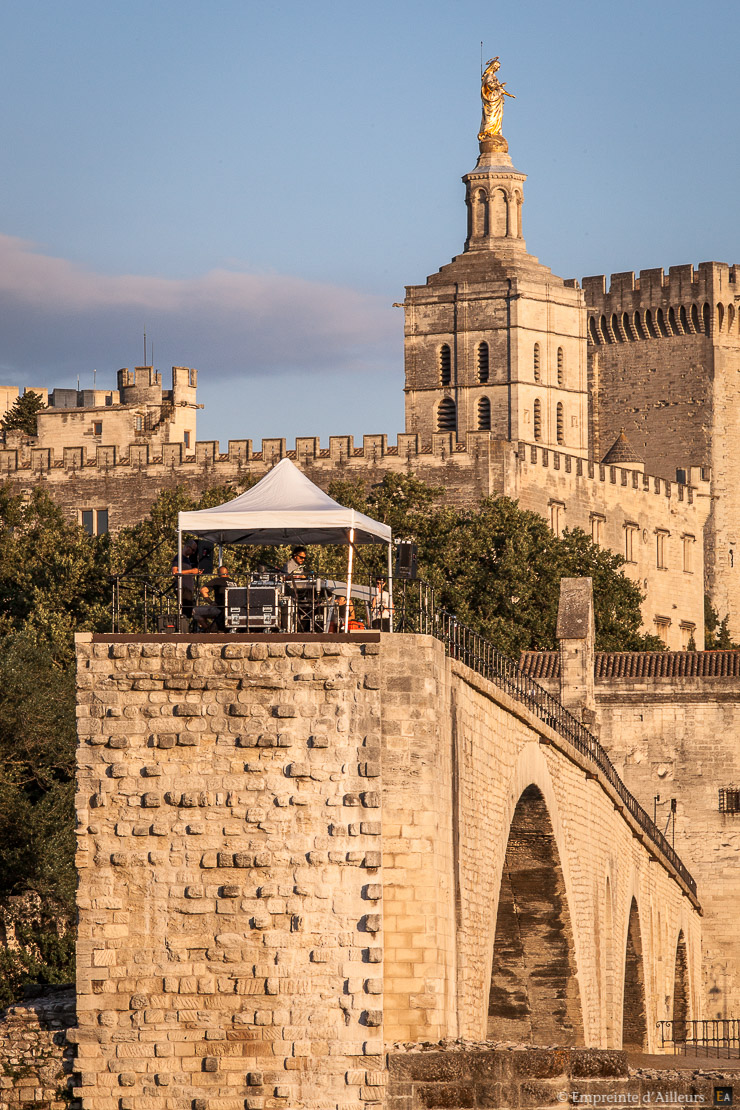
478, 56, 515, 143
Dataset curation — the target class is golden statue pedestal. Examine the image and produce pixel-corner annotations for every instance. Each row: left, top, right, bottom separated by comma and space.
479, 136, 509, 154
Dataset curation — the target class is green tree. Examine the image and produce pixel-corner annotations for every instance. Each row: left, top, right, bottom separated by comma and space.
704, 595, 740, 649
1, 390, 46, 436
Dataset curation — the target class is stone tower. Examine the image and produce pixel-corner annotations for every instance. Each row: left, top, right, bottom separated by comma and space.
402, 106, 589, 456
583, 264, 740, 635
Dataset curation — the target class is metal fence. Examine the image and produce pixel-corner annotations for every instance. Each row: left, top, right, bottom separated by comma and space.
657, 1019, 740, 1058
395, 579, 698, 899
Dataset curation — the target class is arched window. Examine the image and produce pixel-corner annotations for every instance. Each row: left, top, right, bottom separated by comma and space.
588, 317, 600, 345
657, 308, 669, 337
611, 313, 624, 342
702, 303, 711, 333
668, 306, 679, 335
437, 397, 456, 432
680, 305, 690, 334
691, 304, 701, 333
634, 312, 646, 340
533, 398, 542, 441
478, 396, 491, 431
439, 344, 451, 385
556, 402, 564, 445
474, 189, 488, 237
477, 342, 490, 383
601, 315, 613, 343
645, 309, 657, 339
718, 303, 725, 332
557, 347, 564, 385
533, 342, 541, 382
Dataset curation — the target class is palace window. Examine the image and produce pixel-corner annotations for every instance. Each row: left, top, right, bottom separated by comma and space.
437, 397, 456, 432
93, 421, 102, 436
549, 500, 565, 537
624, 522, 639, 563
682, 534, 694, 573
654, 616, 671, 644
477, 342, 490, 383
477, 396, 491, 431
81, 508, 109, 536
184, 431, 191, 450
533, 398, 542, 441
591, 513, 605, 546
680, 622, 696, 650
134, 414, 143, 432
556, 402, 564, 445
656, 529, 669, 570
439, 344, 452, 386
557, 347, 564, 386
533, 342, 541, 382
719, 787, 740, 814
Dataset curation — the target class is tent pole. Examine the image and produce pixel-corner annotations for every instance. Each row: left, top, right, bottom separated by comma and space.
177, 527, 182, 619
345, 527, 355, 633
387, 540, 394, 633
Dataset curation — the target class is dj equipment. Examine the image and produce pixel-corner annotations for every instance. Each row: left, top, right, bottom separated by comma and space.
157, 614, 191, 633
224, 585, 293, 632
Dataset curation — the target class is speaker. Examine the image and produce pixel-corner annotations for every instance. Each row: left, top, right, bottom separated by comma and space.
395, 541, 418, 580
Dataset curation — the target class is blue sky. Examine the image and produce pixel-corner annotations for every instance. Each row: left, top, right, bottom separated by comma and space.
1, 0, 739, 445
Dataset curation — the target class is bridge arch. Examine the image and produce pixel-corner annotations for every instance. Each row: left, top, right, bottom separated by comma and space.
485, 744, 585, 1046
621, 895, 648, 1050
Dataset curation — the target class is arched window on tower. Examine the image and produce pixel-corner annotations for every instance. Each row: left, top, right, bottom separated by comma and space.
437, 397, 456, 432
478, 396, 491, 431
477, 342, 490, 383
557, 347, 564, 385
474, 189, 489, 237
533, 342, 541, 382
556, 402, 564, 445
533, 398, 542, 441
439, 344, 452, 385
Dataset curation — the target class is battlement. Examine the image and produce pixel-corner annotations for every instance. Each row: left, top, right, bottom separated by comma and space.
0, 430, 492, 476
517, 441, 704, 506
581, 262, 740, 344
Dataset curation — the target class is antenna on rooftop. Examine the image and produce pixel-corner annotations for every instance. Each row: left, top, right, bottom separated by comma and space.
93, 368, 97, 387
143, 327, 147, 366
76, 374, 80, 391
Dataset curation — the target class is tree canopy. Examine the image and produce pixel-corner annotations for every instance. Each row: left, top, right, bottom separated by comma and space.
1, 390, 46, 436
0, 470, 671, 1001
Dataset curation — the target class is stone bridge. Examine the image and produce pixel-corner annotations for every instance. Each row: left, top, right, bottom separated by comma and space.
73, 632, 701, 1110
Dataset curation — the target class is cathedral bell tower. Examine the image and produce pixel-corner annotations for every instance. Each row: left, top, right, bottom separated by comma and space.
402, 60, 589, 456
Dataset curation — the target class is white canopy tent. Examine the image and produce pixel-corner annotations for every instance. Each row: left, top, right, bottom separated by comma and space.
177, 458, 393, 631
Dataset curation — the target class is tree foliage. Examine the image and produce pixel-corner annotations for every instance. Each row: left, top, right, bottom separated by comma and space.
0, 470, 662, 1002
1, 390, 46, 436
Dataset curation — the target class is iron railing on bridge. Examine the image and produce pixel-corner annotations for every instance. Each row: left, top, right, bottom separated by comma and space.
657, 1020, 740, 1058
395, 579, 698, 900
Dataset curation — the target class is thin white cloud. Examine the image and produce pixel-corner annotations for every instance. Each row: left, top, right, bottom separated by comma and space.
0, 233, 400, 382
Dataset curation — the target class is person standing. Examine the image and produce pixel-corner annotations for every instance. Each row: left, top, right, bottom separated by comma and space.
172, 538, 202, 617
370, 577, 392, 631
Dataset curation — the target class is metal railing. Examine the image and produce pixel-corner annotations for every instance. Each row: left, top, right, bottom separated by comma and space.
657, 1019, 740, 1058
395, 579, 698, 899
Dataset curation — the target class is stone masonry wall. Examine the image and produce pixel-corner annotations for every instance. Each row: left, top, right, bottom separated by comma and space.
74, 633, 386, 1110
593, 672, 740, 1020
0, 989, 75, 1110
74, 632, 702, 1110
